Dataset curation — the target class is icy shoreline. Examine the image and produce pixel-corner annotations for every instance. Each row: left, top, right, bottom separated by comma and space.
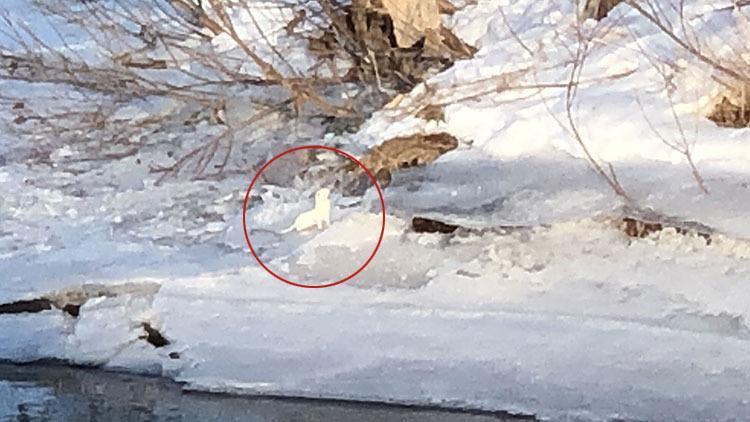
2, 278, 750, 421
2, 213, 750, 420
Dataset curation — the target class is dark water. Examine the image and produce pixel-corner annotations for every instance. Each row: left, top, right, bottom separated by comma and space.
0, 363, 534, 421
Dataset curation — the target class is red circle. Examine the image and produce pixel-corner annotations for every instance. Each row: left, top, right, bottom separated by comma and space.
242, 145, 386, 288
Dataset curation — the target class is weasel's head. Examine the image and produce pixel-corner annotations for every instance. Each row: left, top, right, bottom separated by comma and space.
315, 188, 331, 203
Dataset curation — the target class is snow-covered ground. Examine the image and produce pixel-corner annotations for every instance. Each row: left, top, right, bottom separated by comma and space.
2, 1, 750, 421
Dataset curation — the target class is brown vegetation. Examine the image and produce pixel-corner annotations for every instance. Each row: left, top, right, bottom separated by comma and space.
0, 0, 474, 185
708, 92, 750, 128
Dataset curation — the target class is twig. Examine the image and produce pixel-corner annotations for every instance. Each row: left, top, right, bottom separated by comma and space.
565, 19, 631, 201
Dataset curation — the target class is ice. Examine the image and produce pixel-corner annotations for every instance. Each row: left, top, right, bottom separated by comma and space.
1, 0, 750, 420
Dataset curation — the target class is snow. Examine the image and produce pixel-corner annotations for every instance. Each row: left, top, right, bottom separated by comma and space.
2, 0, 750, 421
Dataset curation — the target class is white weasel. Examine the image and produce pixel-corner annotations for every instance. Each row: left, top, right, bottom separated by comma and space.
281, 188, 331, 233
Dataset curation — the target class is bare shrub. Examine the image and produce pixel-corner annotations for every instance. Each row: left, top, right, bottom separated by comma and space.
624, 0, 750, 130
619, 1, 750, 192
0, 0, 472, 184
625, 0, 750, 86
565, 12, 631, 200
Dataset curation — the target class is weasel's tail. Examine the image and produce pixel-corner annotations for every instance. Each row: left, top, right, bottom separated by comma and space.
279, 224, 295, 234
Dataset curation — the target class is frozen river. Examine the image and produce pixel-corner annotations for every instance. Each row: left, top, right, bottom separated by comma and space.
0, 363, 533, 421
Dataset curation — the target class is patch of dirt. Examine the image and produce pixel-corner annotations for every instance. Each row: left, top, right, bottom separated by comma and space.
620, 216, 712, 244
0, 282, 161, 319
408, 215, 537, 237
342, 132, 459, 195
141, 323, 170, 348
407, 209, 717, 247
61, 304, 81, 318
45, 282, 161, 310
364, 132, 458, 170
412, 217, 458, 234
618, 207, 714, 244
0, 298, 53, 315
0, 298, 80, 318
415, 104, 445, 122
707, 95, 750, 128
